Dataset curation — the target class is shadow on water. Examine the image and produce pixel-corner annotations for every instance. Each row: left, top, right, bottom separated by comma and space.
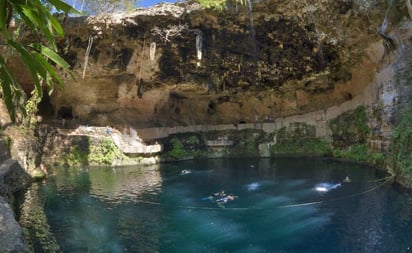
17, 158, 412, 253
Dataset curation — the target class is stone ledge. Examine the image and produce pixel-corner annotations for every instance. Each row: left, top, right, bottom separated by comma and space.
0, 159, 31, 253
0, 159, 31, 203
0, 197, 30, 253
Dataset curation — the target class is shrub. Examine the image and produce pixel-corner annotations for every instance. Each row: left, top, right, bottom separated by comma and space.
166, 138, 191, 159
333, 144, 385, 167
89, 138, 125, 165
390, 106, 412, 186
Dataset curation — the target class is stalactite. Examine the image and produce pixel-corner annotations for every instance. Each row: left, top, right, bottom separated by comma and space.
150, 42, 156, 61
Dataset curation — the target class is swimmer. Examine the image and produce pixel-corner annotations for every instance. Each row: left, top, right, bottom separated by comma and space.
315, 182, 341, 192
180, 169, 191, 175
214, 190, 226, 197
216, 194, 237, 204
247, 182, 260, 191
343, 175, 351, 183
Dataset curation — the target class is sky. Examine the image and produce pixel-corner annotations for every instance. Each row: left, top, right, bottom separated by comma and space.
65, 0, 179, 9
136, 0, 178, 7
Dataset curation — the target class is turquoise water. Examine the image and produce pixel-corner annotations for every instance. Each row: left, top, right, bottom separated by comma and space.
19, 158, 412, 252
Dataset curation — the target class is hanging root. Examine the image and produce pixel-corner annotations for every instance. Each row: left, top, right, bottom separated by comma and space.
407, 0, 412, 20
82, 35, 94, 79
378, 0, 396, 51
376, 1, 397, 70
378, 30, 397, 52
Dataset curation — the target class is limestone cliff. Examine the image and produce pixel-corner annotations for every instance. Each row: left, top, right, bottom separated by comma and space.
32, 0, 406, 129
9, 0, 412, 187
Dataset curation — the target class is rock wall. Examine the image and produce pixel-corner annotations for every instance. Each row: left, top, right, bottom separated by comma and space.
0, 198, 30, 253
30, 0, 406, 130
30, 0, 412, 186
0, 159, 31, 253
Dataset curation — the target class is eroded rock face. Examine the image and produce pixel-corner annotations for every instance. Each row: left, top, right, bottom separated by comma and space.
35, 0, 400, 128
0, 160, 31, 253
0, 198, 30, 253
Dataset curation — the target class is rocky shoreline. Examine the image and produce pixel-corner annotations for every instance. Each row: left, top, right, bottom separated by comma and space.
0, 159, 31, 253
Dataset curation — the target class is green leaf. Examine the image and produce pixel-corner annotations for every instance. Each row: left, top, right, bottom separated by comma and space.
34, 43, 75, 81
33, 52, 62, 84
0, 0, 7, 28
0, 55, 19, 122
20, 6, 57, 48
0, 0, 77, 123
49, 15, 64, 37
35, 44, 70, 70
10, 4, 37, 32
8, 40, 45, 96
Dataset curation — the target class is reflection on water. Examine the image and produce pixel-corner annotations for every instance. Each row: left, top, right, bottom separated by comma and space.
18, 158, 412, 253
18, 183, 61, 253
53, 164, 162, 203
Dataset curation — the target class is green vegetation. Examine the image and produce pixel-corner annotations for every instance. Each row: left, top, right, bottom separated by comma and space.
328, 105, 385, 167
23, 90, 41, 130
0, 0, 77, 122
353, 106, 370, 136
269, 124, 331, 156
2, 135, 11, 149
197, 0, 227, 10
164, 137, 195, 160
271, 136, 331, 156
64, 137, 129, 166
333, 144, 385, 167
187, 135, 200, 146
65, 143, 89, 166
197, 0, 247, 10
329, 106, 370, 148
88, 138, 126, 165
227, 129, 261, 157
391, 105, 412, 186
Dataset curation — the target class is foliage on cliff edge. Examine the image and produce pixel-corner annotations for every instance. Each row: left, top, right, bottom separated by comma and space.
0, 0, 75, 122
391, 105, 412, 187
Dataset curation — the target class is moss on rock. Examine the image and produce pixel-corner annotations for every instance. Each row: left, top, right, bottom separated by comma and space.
333, 144, 385, 167
329, 106, 370, 148
390, 105, 412, 188
269, 123, 331, 156
64, 137, 130, 166
162, 136, 204, 160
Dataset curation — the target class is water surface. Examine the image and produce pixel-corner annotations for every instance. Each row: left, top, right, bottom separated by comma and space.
19, 158, 412, 252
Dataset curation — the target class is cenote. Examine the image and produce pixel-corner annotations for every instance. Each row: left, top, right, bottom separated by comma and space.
18, 158, 412, 253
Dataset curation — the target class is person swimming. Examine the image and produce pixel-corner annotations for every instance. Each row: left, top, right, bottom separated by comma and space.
217, 194, 236, 203
315, 182, 341, 192
216, 194, 237, 208
213, 190, 226, 198
343, 175, 351, 183
201, 190, 225, 201
180, 169, 191, 175
202, 191, 237, 207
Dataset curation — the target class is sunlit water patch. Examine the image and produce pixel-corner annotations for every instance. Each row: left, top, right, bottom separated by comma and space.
17, 158, 412, 253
